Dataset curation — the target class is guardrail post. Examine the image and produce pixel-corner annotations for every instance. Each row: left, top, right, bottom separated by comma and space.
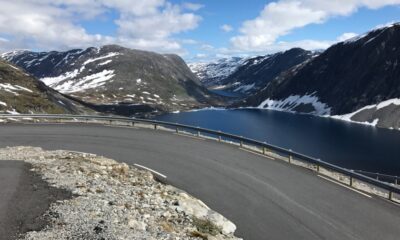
131, 121, 134, 127
240, 140, 243, 148
263, 147, 266, 155
109, 120, 112, 125
389, 191, 393, 201
197, 131, 200, 137
395, 178, 398, 185
154, 124, 157, 130
218, 135, 222, 142
176, 127, 179, 133
288, 155, 292, 164
349, 176, 353, 187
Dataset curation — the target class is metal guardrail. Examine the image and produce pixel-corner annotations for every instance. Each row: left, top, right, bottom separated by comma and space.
354, 170, 400, 184
0, 113, 399, 201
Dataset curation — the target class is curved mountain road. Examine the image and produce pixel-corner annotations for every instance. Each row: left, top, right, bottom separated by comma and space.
0, 123, 399, 240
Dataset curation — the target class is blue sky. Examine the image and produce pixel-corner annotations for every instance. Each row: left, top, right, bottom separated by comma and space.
0, 0, 400, 62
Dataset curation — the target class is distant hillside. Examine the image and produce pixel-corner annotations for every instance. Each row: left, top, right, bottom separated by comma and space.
188, 57, 246, 88
218, 48, 316, 96
2, 45, 221, 113
0, 60, 91, 114
189, 49, 316, 97
238, 23, 400, 129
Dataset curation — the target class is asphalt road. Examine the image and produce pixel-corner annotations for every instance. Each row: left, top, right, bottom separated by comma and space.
0, 161, 72, 239
1, 123, 400, 240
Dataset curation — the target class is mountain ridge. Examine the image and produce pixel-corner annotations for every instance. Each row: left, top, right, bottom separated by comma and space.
2, 45, 221, 114
237, 23, 400, 129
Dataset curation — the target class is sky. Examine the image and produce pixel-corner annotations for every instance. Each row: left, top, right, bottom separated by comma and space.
0, 0, 400, 62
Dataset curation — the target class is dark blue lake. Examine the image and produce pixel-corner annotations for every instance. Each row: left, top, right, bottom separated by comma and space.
155, 109, 400, 176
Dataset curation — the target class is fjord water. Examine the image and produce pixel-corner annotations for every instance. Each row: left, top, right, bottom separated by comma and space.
155, 109, 400, 176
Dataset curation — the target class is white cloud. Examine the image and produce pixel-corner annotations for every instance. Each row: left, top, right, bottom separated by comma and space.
181, 39, 198, 44
220, 24, 233, 32
231, 0, 400, 51
182, 2, 204, 11
0, 0, 202, 54
195, 53, 208, 58
200, 44, 214, 51
116, 3, 201, 41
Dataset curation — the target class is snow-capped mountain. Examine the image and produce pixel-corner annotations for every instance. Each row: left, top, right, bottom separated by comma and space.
188, 57, 246, 87
0, 59, 92, 114
189, 49, 316, 97
2, 45, 219, 113
238, 23, 400, 129
218, 48, 316, 96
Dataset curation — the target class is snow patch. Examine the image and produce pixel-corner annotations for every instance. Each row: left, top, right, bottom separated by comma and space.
98, 60, 112, 66
233, 83, 255, 93
41, 69, 80, 86
55, 70, 115, 93
258, 94, 331, 115
0, 83, 33, 95
8, 64, 20, 71
331, 98, 400, 126
83, 52, 121, 66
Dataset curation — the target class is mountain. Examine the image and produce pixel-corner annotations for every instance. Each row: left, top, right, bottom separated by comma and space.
189, 49, 316, 98
238, 23, 400, 129
188, 57, 246, 88
0, 60, 92, 114
217, 48, 316, 96
2, 45, 219, 113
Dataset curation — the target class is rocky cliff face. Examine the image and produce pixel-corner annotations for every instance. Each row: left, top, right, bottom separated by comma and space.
238, 23, 400, 129
0, 60, 91, 114
2, 45, 220, 113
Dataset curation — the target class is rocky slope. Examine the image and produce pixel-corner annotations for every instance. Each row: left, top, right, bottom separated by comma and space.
2, 45, 220, 113
0, 146, 240, 240
0, 60, 91, 114
238, 23, 400, 129
217, 48, 316, 96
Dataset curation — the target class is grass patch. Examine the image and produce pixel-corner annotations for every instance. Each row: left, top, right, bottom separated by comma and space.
192, 217, 222, 237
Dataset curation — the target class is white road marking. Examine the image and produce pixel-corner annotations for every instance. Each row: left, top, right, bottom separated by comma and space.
239, 147, 275, 160
134, 164, 167, 179
318, 175, 372, 198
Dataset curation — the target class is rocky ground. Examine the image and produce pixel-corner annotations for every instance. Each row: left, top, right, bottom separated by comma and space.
0, 146, 240, 240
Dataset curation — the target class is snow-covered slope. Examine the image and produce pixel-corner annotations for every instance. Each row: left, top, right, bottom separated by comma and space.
188, 57, 246, 87
219, 48, 316, 96
0, 60, 92, 114
2, 45, 220, 112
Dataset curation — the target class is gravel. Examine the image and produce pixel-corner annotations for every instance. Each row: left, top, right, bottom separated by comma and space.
0, 146, 241, 240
